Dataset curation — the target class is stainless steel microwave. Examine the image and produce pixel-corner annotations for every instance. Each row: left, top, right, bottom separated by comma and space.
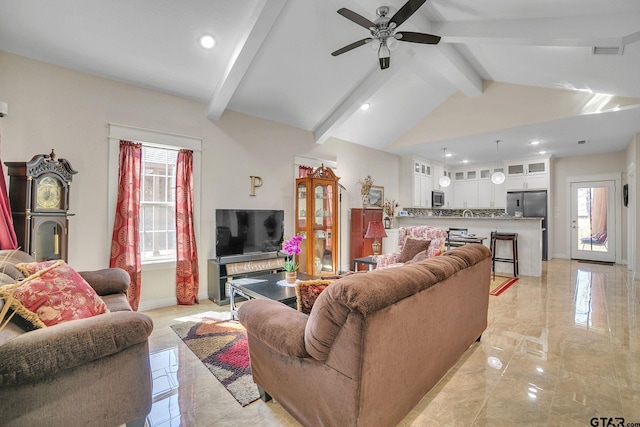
432, 190, 444, 207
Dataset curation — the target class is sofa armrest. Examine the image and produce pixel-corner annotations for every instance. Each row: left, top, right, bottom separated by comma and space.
238, 299, 309, 358
79, 268, 130, 296
376, 252, 400, 269
0, 311, 153, 386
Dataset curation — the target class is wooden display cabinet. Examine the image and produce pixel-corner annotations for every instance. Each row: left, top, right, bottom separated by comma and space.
295, 165, 340, 275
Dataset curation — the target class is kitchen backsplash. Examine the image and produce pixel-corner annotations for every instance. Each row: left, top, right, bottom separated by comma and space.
402, 208, 509, 218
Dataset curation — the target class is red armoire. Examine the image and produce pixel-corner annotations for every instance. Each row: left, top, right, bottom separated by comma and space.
350, 208, 383, 270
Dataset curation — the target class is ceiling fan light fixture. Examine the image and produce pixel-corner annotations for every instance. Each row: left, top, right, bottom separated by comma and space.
378, 40, 390, 69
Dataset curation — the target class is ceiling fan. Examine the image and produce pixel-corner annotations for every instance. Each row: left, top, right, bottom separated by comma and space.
331, 0, 441, 70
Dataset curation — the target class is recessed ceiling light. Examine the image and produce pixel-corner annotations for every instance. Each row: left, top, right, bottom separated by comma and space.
360, 103, 370, 111
530, 141, 540, 145
539, 150, 547, 154
445, 153, 452, 157
200, 35, 215, 49
462, 160, 469, 164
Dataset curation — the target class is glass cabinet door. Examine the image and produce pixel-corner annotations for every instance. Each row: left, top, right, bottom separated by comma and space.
295, 166, 339, 275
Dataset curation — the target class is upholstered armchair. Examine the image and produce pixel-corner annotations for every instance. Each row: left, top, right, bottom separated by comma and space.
376, 226, 447, 269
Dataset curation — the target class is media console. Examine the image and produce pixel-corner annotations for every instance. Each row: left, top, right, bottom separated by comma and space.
207, 251, 285, 305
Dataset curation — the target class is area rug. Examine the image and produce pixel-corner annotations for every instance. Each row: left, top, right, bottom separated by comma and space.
170, 311, 260, 406
490, 275, 519, 296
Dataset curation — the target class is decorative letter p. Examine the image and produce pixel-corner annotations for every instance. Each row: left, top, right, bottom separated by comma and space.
250, 176, 262, 196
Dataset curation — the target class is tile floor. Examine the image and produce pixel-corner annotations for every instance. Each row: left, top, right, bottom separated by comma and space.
142, 259, 640, 426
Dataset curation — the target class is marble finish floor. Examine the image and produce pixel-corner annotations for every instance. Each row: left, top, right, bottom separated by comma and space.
142, 259, 639, 426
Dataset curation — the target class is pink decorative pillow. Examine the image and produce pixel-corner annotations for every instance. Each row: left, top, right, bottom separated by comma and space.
398, 239, 431, 263
4, 260, 109, 327
295, 279, 335, 315
14, 260, 59, 277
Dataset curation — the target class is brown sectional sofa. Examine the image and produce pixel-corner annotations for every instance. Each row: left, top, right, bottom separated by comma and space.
0, 250, 154, 427
238, 243, 492, 426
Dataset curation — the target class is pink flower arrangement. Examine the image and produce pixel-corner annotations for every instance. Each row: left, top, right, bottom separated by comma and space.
282, 235, 303, 272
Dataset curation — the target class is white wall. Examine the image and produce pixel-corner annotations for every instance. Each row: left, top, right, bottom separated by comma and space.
550, 151, 627, 260
0, 50, 400, 309
626, 133, 639, 273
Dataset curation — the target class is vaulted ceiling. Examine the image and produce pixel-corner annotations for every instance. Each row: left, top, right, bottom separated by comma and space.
1, 0, 639, 166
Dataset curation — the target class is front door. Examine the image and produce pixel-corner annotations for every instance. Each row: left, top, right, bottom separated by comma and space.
570, 181, 615, 263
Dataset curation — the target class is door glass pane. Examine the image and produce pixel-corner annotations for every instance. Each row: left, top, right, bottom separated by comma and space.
576, 186, 609, 253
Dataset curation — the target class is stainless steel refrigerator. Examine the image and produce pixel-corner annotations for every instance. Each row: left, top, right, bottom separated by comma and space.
506, 190, 548, 260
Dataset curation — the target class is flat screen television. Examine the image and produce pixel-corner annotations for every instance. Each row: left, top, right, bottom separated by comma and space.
215, 209, 285, 257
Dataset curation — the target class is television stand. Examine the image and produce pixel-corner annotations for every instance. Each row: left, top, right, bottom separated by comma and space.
207, 252, 285, 305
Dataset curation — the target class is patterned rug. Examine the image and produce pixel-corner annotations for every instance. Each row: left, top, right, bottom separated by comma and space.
170, 312, 260, 406
490, 275, 519, 296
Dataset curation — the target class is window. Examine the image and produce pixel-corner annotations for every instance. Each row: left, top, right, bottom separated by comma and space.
140, 146, 177, 262
108, 123, 202, 268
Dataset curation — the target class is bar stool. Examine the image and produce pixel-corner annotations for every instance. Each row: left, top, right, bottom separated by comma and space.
490, 232, 518, 279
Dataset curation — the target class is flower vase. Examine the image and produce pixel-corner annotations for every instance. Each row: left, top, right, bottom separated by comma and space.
285, 271, 297, 284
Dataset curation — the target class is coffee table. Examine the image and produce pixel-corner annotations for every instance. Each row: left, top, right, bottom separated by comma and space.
228, 271, 318, 319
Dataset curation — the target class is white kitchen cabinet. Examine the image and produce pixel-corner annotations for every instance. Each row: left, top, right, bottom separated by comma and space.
452, 169, 478, 208
413, 173, 432, 207
477, 167, 506, 208
505, 159, 549, 191
401, 156, 434, 208
432, 163, 453, 207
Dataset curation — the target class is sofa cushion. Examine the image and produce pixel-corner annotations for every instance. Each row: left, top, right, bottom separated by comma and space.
398, 238, 431, 263
295, 279, 335, 315
406, 250, 429, 264
0, 260, 109, 328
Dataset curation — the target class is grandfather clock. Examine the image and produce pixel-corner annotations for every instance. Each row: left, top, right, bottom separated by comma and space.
5, 150, 77, 262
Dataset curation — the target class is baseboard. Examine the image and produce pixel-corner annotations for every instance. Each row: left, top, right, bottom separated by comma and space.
138, 297, 177, 312
138, 291, 210, 312
552, 253, 569, 259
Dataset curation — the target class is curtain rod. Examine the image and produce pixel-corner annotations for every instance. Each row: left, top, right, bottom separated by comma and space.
108, 123, 202, 152
108, 122, 202, 142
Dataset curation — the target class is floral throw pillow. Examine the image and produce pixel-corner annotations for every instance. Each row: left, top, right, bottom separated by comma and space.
0, 260, 109, 328
14, 260, 59, 277
295, 279, 335, 315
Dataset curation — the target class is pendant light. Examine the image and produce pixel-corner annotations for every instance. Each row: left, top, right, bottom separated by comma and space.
491, 140, 506, 184
438, 148, 451, 188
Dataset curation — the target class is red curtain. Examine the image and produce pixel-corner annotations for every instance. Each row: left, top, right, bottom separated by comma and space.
0, 166, 18, 250
0, 134, 18, 250
110, 141, 142, 311
175, 149, 199, 305
299, 165, 313, 178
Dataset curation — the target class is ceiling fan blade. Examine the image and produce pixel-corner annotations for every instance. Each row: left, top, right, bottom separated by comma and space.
396, 31, 441, 44
337, 8, 375, 30
389, 0, 428, 27
331, 38, 373, 56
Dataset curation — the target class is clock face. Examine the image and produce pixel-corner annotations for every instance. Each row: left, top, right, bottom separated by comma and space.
36, 176, 63, 210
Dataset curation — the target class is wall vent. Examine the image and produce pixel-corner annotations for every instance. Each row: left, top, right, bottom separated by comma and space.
592, 46, 623, 55
578, 140, 588, 145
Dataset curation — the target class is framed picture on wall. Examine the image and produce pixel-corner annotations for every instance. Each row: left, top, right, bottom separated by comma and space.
365, 186, 384, 209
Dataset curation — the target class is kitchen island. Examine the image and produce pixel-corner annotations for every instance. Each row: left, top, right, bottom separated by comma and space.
393, 216, 544, 277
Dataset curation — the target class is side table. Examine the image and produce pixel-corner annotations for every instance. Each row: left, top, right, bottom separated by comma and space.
353, 256, 377, 271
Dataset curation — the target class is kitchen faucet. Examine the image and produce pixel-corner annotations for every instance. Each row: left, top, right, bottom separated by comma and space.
462, 209, 474, 218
